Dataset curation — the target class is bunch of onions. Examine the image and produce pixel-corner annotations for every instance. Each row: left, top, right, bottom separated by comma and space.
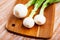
13, 0, 60, 28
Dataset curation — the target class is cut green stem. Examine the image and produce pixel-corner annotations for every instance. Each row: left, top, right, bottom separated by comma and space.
25, 0, 36, 8
54, 0, 60, 3
29, 0, 45, 17
39, 0, 60, 15
39, 0, 49, 15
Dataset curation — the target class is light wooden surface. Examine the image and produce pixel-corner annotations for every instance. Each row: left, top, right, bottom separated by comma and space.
0, 0, 60, 40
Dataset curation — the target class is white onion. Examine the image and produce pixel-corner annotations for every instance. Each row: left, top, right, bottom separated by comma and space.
34, 15, 46, 25
13, 4, 28, 18
23, 17, 35, 28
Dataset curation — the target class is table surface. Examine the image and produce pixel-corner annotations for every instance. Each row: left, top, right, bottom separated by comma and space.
0, 0, 60, 40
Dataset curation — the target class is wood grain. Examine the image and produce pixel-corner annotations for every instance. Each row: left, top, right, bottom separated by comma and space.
6, 0, 55, 39
0, 0, 60, 40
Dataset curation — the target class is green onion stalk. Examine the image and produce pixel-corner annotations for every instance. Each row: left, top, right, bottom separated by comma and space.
34, 0, 60, 25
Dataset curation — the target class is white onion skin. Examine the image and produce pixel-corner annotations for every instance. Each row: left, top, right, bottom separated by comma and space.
13, 4, 28, 18
23, 17, 35, 28
34, 15, 46, 25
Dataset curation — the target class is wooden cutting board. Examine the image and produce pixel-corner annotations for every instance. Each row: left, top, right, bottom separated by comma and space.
6, 0, 55, 39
